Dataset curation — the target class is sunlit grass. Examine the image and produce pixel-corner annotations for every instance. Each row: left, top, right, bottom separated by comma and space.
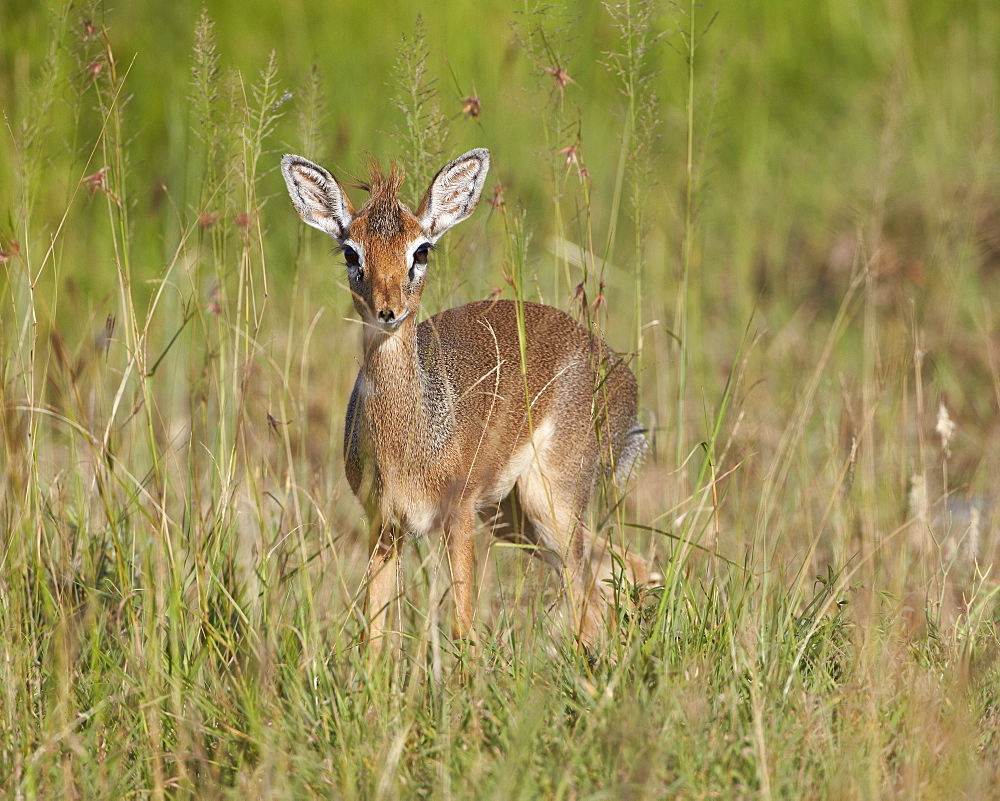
2, 0, 1000, 797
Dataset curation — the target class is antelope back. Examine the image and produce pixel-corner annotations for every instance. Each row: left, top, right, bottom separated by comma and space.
410, 299, 641, 495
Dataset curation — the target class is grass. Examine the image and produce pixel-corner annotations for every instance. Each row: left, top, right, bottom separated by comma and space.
2, 0, 1000, 797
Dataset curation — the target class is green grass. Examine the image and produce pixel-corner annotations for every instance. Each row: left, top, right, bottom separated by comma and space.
2, 0, 1000, 797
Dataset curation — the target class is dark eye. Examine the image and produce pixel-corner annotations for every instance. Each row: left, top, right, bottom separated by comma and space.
413, 244, 430, 266
409, 243, 430, 282
343, 246, 360, 268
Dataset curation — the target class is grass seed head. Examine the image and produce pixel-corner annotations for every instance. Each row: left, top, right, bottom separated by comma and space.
935, 402, 955, 458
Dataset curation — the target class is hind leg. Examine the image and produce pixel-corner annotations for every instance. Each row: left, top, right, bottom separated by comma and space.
514, 460, 605, 647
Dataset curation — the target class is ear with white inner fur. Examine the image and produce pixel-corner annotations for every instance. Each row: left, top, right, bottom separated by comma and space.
280, 154, 354, 239
417, 148, 490, 241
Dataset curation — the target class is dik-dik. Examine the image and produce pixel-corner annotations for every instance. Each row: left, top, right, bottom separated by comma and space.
280, 148, 654, 652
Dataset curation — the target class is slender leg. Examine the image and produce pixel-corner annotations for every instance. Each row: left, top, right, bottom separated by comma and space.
515, 469, 606, 647
446, 503, 478, 642
365, 522, 401, 656
564, 520, 605, 647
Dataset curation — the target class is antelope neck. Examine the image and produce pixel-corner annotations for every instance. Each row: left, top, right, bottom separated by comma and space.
360, 313, 429, 431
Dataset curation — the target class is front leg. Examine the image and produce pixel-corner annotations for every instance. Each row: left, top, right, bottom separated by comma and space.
365, 519, 402, 657
445, 501, 478, 643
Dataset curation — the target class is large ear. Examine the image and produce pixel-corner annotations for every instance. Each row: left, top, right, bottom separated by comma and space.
280, 154, 355, 239
417, 148, 490, 241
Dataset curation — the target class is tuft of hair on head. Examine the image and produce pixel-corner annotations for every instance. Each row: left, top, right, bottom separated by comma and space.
359, 152, 405, 206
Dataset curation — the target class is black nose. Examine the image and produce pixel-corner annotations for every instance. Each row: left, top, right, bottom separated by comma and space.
378, 308, 395, 322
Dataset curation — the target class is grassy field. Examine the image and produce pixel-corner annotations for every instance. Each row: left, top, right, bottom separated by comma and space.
2, 0, 1000, 797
